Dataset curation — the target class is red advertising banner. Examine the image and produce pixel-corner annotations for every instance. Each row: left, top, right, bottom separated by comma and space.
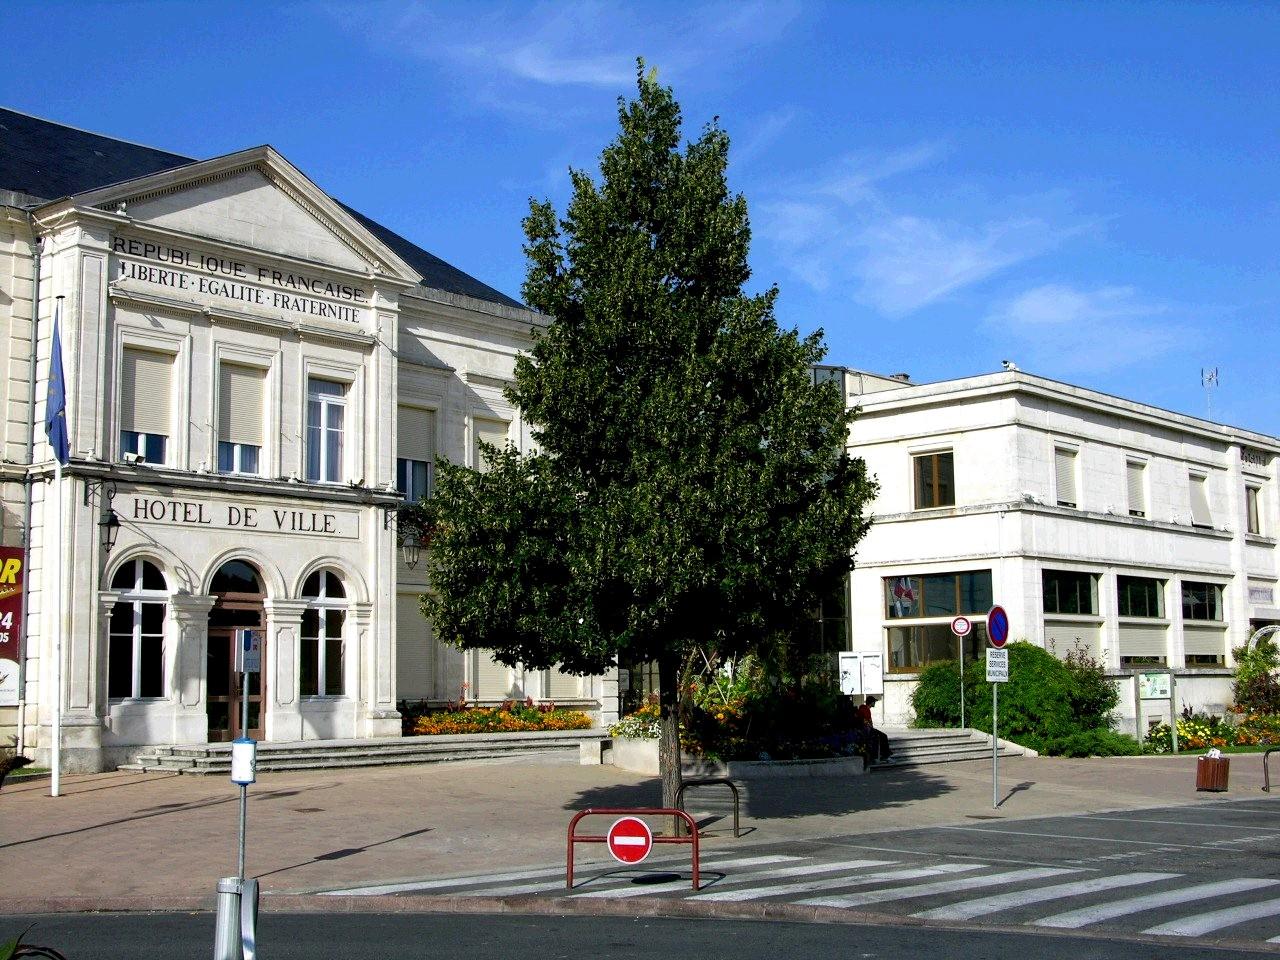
0, 546, 25, 661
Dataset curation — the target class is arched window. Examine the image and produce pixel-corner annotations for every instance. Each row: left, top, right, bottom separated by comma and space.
108, 559, 168, 699
300, 569, 346, 696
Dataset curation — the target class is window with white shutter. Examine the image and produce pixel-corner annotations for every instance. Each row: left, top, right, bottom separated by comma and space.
217, 363, 265, 475
1189, 472, 1212, 527
473, 417, 510, 473
1054, 447, 1078, 508
1247, 485, 1261, 535
1126, 460, 1146, 518
397, 406, 436, 502
119, 347, 174, 464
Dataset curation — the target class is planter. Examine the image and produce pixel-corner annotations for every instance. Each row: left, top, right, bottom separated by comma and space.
609, 736, 866, 778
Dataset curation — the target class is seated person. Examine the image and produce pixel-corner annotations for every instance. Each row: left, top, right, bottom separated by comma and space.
857, 696, 894, 764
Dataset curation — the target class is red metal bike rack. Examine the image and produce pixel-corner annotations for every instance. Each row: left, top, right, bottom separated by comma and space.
566, 808, 700, 890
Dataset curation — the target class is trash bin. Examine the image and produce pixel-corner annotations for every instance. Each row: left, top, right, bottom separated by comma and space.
1196, 756, 1230, 792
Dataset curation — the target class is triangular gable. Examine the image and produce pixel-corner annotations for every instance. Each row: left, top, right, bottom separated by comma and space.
56, 146, 421, 285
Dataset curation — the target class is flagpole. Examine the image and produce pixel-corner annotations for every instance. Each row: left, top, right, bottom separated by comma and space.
51, 457, 62, 798
45, 294, 69, 799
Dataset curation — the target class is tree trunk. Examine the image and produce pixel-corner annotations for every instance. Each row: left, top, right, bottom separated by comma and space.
657, 652, 683, 829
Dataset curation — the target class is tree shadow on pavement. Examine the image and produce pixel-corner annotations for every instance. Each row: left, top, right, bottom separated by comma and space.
565, 765, 957, 822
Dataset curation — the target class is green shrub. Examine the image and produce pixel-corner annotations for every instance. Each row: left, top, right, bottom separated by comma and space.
1233, 638, 1280, 715
1035, 730, 1143, 757
910, 641, 1121, 743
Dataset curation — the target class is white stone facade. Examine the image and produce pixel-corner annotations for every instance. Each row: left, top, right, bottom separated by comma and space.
835, 368, 1276, 737
1, 145, 614, 772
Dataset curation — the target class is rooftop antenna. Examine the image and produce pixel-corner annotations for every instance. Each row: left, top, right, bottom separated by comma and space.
1201, 367, 1218, 421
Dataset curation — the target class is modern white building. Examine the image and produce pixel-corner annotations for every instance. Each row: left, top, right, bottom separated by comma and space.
828, 366, 1277, 736
0, 109, 613, 772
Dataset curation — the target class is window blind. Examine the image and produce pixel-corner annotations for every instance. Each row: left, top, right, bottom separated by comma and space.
1126, 461, 1145, 516
119, 347, 174, 435
1118, 623, 1168, 658
395, 593, 434, 699
1054, 448, 1077, 507
1190, 473, 1212, 526
218, 363, 265, 446
473, 417, 509, 471
398, 406, 437, 461
1183, 625, 1226, 657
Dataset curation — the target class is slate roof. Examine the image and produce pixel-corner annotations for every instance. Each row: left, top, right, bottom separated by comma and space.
0, 107, 524, 311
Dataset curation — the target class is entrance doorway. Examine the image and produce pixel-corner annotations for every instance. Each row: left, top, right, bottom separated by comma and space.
207, 559, 267, 742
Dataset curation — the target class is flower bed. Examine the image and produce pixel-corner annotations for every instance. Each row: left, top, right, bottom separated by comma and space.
1146, 713, 1280, 753
410, 700, 592, 736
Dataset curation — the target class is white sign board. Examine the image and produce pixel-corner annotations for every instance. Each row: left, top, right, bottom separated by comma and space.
231, 738, 257, 785
986, 648, 1009, 683
235, 629, 262, 674
1139, 671, 1171, 700
0, 658, 18, 706
838, 652, 885, 697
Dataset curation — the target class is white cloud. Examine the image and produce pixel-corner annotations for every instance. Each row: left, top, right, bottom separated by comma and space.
756, 143, 1091, 315
986, 284, 1190, 374
360, 0, 800, 93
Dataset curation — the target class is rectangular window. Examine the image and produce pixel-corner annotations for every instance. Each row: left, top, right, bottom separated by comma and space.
1247, 485, 1261, 535
218, 362, 265, 475
814, 575, 851, 653
1043, 570, 1098, 615
1127, 460, 1146, 518
119, 347, 174, 464
887, 622, 989, 673
218, 442, 259, 475
397, 406, 437, 502
1054, 447, 1078, 508
300, 607, 346, 696
120, 430, 167, 465
1189, 472, 1212, 527
913, 451, 955, 509
1181, 581, 1223, 622
1117, 576, 1164, 618
473, 417, 510, 473
306, 378, 346, 483
885, 570, 992, 620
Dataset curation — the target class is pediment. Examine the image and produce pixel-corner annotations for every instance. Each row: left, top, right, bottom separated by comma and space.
60, 146, 420, 284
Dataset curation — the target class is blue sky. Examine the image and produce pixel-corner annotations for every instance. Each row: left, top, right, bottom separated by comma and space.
6, 1, 1278, 432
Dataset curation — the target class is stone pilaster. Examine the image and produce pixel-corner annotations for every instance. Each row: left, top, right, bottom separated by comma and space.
357, 599, 398, 737
167, 594, 217, 743
263, 598, 306, 742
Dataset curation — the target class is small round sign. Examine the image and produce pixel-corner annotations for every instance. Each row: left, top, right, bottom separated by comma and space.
950, 616, 972, 637
987, 605, 1010, 649
606, 816, 654, 865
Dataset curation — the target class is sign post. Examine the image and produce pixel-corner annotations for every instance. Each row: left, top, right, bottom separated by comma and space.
986, 606, 1010, 809
217, 629, 260, 960
951, 616, 972, 728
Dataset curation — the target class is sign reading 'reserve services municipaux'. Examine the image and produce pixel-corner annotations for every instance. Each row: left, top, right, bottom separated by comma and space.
986, 648, 1009, 683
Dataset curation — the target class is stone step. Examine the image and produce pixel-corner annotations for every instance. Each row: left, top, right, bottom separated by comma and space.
120, 730, 607, 775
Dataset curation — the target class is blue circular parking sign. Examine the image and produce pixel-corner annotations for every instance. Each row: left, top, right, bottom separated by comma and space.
987, 605, 1009, 648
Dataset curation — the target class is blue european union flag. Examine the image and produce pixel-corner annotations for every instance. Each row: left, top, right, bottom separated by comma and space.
45, 301, 70, 466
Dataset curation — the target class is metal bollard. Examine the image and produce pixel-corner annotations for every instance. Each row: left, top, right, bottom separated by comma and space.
213, 877, 242, 960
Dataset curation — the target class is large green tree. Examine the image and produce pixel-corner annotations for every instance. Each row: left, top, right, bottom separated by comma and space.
416, 65, 877, 806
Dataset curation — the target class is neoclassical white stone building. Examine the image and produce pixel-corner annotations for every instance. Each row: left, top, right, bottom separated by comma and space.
0, 109, 613, 772
827, 365, 1279, 736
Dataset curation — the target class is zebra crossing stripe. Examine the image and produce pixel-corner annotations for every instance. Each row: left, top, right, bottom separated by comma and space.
799, 867, 1081, 910
1144, 896, 1280, 937
572, 859, 897, 900
478, 855, 803, 898
694, 863, 986, 904
1033, 878, 1280, 929
913, 872, 1180, 921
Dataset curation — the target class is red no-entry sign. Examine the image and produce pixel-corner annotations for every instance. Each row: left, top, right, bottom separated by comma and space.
606, 816, 654, 864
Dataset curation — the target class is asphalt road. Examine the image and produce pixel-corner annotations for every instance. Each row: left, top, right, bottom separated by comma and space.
0, 912, 1260, 960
